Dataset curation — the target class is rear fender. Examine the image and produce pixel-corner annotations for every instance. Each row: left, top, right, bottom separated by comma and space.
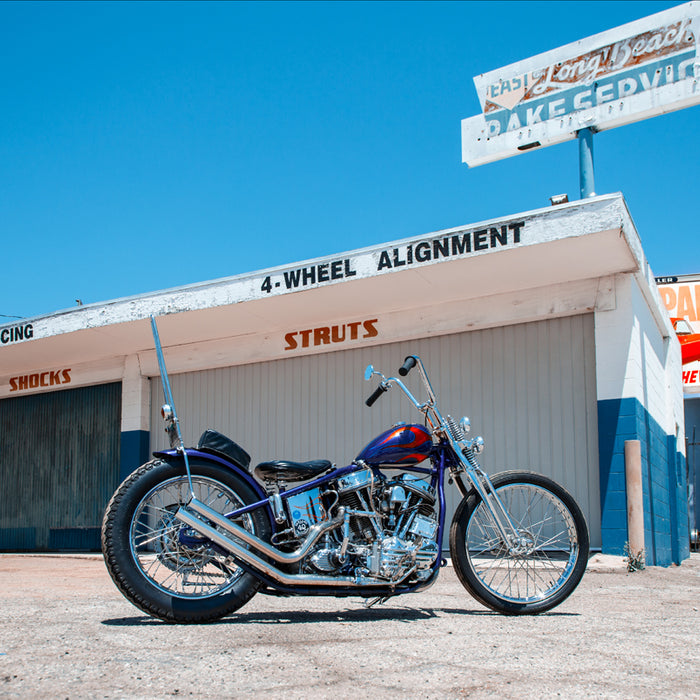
153, 448, 274, 524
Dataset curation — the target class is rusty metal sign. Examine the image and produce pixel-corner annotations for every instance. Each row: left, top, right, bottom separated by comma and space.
462, 2, 700, 166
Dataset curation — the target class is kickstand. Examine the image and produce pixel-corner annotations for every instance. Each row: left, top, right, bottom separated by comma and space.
364, 596, 390, 609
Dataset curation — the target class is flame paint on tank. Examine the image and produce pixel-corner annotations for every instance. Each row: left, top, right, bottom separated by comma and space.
355, 424, 433, 466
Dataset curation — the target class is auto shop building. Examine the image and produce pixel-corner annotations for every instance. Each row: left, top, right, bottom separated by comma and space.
0, 192, 689, 565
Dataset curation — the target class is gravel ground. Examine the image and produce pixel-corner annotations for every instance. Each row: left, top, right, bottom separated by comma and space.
0, 552, 698, 699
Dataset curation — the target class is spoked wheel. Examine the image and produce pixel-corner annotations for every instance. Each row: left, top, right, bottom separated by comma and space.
131, 476, 252, 596
449, 471, 589, 615
102, 459, 270, 623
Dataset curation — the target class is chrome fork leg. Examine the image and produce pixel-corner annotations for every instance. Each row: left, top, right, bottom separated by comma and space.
463, 469, 521, 550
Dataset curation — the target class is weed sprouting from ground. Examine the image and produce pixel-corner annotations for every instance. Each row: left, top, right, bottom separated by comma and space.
624, 541, 646, 572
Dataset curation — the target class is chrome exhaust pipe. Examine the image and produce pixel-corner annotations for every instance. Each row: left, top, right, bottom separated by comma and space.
174, 501, 388, 588
187, 498, 344, 564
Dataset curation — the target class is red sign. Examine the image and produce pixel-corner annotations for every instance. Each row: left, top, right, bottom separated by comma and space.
9, 368, 72, 392
285, 319, 378, 351
657, 276, 700, 393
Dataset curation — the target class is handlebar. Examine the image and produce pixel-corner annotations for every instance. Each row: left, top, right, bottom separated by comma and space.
364, 354, 437, 415
363, 355, 485, 477
399, 356, 417, 376
365, 383, 387, 407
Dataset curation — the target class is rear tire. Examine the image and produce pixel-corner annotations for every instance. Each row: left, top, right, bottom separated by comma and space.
449, 471, 589, 615
101, 459, 270, 623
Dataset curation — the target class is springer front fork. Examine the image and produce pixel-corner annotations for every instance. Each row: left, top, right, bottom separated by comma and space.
452, 449, 529, 556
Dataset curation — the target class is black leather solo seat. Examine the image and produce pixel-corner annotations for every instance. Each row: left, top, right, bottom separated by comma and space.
197, 429, 331, 483
254, 459, 332, 483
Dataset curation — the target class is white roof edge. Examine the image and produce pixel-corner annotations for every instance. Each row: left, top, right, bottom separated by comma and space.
613, 197, 676, 339
2, 193, 627, 330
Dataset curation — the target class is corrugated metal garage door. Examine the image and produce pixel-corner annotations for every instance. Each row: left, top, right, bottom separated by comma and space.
151, 315, 601, 547
0, 383, 121, 551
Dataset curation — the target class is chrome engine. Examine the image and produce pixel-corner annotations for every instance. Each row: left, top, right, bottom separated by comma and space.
271, 466, 440, 585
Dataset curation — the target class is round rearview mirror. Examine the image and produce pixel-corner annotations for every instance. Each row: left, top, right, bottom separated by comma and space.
364, 365, 374, 381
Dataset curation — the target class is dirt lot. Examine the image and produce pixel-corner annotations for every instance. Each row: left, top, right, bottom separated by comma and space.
0, 552, 698, 699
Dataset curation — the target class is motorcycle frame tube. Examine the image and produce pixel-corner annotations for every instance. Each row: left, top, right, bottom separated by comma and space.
222, 457, 447, 548
242, 558, 441, 598
175, 500, 443, 596
431, 448, 447, 571
369, 357, 521, 548
157, 351, 515, 560
223, 463, 365, 520
153, 448, 275, 527
152, 450, 428, 533
171, 446, 450, 596
176, 506, 389, 589
187, 496, 347, 565
397, 357, 523, 547
143, 352, 524, 599
156, 425, 515, 591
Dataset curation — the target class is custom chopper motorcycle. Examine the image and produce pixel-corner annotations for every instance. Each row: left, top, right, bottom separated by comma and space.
101, 317, 589, 623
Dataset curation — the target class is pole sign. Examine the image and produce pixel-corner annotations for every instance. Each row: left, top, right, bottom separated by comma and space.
656, 273, 700, 394
462, 2, 700, 166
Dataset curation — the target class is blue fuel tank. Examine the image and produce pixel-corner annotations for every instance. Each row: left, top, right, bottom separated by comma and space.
355, 423, 433, 466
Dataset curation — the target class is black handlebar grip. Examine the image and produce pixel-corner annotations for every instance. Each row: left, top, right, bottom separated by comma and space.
399, 356, 417, 376
365, 384, 387, 407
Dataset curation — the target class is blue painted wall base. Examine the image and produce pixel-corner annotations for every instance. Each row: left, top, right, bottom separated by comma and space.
598, 398, 689, 566
119, 430, 151, 482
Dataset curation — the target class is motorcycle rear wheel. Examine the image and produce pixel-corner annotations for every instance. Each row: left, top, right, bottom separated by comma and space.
102, 459, 269, 623
449, 471, 589, 615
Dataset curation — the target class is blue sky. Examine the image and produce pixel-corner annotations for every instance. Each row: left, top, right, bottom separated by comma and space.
1, 1, 697, 320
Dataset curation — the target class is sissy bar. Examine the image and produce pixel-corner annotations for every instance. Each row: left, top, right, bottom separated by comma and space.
150, 315, 195, 498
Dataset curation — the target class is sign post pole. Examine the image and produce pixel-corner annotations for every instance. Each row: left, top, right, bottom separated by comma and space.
578, 128, 596, 199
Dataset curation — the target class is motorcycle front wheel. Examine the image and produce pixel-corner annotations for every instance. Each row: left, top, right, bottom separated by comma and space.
449, 471, 589, 615
101, 459, 270, 623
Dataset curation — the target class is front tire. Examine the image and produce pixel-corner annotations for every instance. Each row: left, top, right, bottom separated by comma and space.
101, 459, 270, 623
449, 471, 589, 615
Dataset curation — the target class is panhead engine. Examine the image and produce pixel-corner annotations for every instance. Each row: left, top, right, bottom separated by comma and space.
301, 464, 440, 584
